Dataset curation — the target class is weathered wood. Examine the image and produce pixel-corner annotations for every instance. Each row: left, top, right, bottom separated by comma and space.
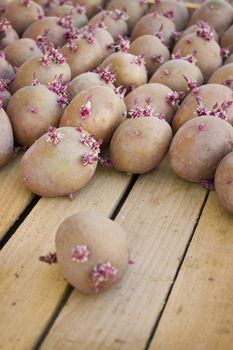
0, 166, 131, 350
0, 154, 33, 240
41, 159, 207, 350
149, 192, 233, 350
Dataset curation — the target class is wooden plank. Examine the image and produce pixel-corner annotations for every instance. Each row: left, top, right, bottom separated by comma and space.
0, 153, 33, 240
149, 192, 233, 350
0, 166, 131, 350
40, 159, 207, 350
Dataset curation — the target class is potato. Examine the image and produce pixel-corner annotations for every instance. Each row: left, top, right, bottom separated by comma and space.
173, 33, 222, 80
172, 84, 233, 132
67, 71, 115, 100
7, 84, 64, 146
180, 23, 219, 42
0, 79, 11, 107
169, 116, 233, 183
225, 53, 233, 65
0, 52, 14, 81
100, 52, 147, 89
0, 108, 13, 167
11, 53, 71, 93
61, 37, 103, 79
21, 126, 99, 197
208, 63, 233, 87
4, 38, 41, 67
128, 35, 170, 77
22, 16, 67, 48
55, 210, 129, 294
0, 18, 19, 49
4, 0, 44, 35
71, 0, 104, 18
60, 86, 126, 144
47, 4, 88, 28
150, 59, 203, 96
124, 83, 176, 124
92, 27, 114, 60
110, 117, 172, 174
106, 0, 147, 31
215, 152, 233, 214
189, 0, 233, 36
131, 13, 176, 48
89, 9, 128, 38
221, 25, 233, 54
148, 0, 189, 31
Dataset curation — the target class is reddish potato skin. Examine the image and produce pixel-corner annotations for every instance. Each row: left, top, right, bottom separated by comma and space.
128, 35, 170, 77
172, 84, 233, 132
11, 56, 71, 93
55, 211, 129, 294
0, 108, 13, 167
100, 52, 147, 89
124, 83, 175, 124
169, 116, 233, 183
4, 0, 44, 35
173, 33, 222, 81
150, 59, 203, 96
148, 0, 189, 31
106, 0, 147, 31
215, 153, 233, 214
22, 17, 67, 48
189, 0, 233, 36
131, 14, 176, 48
46, 5, 88, 28
110, 117, 172, 174
20, 127, 98, 197
89, 10, 128, 38
4, 38, 41, 67
208, 64, 233, 87
7, 85, 63, 147
60, 86, 126, 144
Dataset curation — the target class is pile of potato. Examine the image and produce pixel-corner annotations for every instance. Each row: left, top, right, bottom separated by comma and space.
1, 0, 233, 294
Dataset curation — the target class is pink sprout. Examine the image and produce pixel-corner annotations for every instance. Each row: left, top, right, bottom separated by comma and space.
155, 112, 166, 119
68, 40, 78, 52
80, 96, 92, 119
71, 245, 90, 263
139, 0, 147, 5
90, 261, 118, 293
225, 79, 233, 87
46, 126, 63, 145
226, 178, 233, 185
154, 24, 165, 43
163, 10, 174, 20
39, 252, 57, 264
0, 51, 6, 59
114, 86, 127, 99
0, 18, 10, 32
32, 73, 39, 86
172, 52, 197, 64
110, 9, 129, 22
82, 152, 99, 166
76, 126, 83, 133
31, 106, 37, 113
183, 75, 199, 94
186, 37, 192, 44
220, 47, 230, 59
58, 13, 73, 29
154, 0, 162, 4
115, 35, 130, 53
36, 30, 54, 54
76, 4, 86, 15
196, 21, 214, 41
99, 156, 113, 167
40, 52, 52, 67
171, 30, 181, 41
95, 65, 116, 84
166, 91, 180, 106
132, 54, 145, 66
0, 78, 9, 91
201, 178, 214, 190
152, 54, 164, 64
106, 42, 115, 51
37, 8, 44, 20
197, 123, 206, 131
68, 192, 75, 201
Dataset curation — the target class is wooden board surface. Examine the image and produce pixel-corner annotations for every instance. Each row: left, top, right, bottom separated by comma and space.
40, 159, 207, 350
0, 153, 33, 241
0, 166, 131, 350
149, 192, 233, 350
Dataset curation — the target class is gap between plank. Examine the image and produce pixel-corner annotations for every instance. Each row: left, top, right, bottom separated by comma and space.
144, 190, 210, 350
32, 174, 138, 350
0, 196, 40, 250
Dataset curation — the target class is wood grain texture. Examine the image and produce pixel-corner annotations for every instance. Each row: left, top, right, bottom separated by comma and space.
0, 166, 131, 350
41, 159, 206, 350
0, 153, 33, 240
149, 192, 233, 350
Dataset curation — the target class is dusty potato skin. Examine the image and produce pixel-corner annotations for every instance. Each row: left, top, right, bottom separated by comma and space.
47, 5, 88, 28
128, 35, 170, 77
60, 86, 126, 144
0, 26, 19, 50
106, 0, 147, 31
67, 72, 115, 100
0, 108, 13, 167
22, 17, 67, 48
93, 27, 114, 60
125, 83, 175, 124
7, 85, 63, 147
20, 127, 98, 197
11, 56, 71, 93
4, 38, 41, 67
208, 64, 233, 87
179, 24, 219, 42
215, 153, 233, 214
89, 10, 128, 38
189, 0, 233, 36
173, 33, 222, 81
169, 116, 233, 183
150, 59, 203, 96
148, 0, 189, 31
172, 84, 233, 132
61, 38, 103, 79
55, 211, 129, 294
0, 87, 11, 108
100, 52, 147, 89
131, 13, 176, 48
110, 117, 172, 174
4, 0, 44, 35
221, 25, 233, 54
0, 55, 14, 81
71, 0, 104, 18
